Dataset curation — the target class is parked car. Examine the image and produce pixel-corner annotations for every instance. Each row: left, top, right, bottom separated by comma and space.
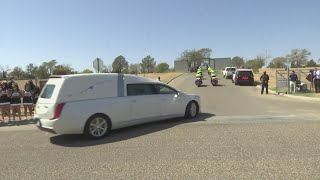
222, 67, 236, 78
225, 67, 236, 79
233, 69, 254, 86
35, 73, 201, 139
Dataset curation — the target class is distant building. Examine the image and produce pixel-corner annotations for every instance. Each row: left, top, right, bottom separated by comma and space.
174, 58, 231, 72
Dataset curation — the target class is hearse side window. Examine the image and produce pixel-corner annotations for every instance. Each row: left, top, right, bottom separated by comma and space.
40, 85, 55, 99
155, 84, 177, 95
127, 84, 157, 96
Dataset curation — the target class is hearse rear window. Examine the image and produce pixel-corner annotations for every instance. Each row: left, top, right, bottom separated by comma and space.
40, 85, 55, 99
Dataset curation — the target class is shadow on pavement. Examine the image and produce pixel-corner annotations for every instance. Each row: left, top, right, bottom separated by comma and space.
50, 113, 215, 147
211, 84, 224, 87
199, 85, 209, 87
0, 119, 36, 127
253, 81, 262, 86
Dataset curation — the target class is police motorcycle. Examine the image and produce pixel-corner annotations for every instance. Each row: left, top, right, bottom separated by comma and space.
195, 72, 203, 87
210, 71, 219, 86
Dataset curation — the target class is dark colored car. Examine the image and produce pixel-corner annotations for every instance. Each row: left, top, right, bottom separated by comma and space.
234, 69, 254, 86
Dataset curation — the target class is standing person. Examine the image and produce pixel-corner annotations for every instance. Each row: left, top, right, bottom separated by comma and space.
289, 71, 298, 93
260, 71, 269, 94
10, 85, 22, 121
32, 85, 41, 109
22, 84, 33, 119
0, 82, 11, 121
7, 77, 19, 90
314, 68, 320, 93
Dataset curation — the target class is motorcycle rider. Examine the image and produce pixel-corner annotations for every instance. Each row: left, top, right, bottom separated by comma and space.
210, 70, 217, 79
195, 72, 202, 79
208, 67, 212, 75
197, 67, 202, 74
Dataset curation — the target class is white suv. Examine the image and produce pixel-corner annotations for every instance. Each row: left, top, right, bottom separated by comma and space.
222, 67, 236, 79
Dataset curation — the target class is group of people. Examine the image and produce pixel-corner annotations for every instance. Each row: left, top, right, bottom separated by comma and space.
288, 68, 320, 94
260, 68, 320, 95
0, 78, 40, 122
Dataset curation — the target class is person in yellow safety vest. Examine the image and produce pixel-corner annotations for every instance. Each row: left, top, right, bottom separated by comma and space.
207, 67, 211, 74
197, 67, 202, 73
211, 71, 216, 78
195, 73, 202, 79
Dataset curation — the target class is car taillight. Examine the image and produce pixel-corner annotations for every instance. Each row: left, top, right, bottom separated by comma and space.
50, 103, 65, 120
252, 76, 254, 79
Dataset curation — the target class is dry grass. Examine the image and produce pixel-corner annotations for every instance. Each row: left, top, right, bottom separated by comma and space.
137, 72, 183, 83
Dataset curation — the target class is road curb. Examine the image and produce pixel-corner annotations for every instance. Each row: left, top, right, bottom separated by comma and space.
167, 73, 185, 84
256, 85, 320, 101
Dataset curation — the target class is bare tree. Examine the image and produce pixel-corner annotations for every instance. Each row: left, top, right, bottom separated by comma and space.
0, 65, 10, 78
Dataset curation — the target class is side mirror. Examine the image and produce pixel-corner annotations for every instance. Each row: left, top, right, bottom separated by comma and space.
177, 90, 181, 96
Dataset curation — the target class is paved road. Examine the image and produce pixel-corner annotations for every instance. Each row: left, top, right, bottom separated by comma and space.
1, 73, 320, 179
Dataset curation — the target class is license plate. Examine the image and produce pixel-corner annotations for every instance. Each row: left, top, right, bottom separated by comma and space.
243, 76, 248, 80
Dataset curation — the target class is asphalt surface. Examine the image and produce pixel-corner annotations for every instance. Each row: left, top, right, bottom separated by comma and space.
1, 73, 320, 179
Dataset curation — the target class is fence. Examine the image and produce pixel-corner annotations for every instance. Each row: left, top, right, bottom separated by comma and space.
275, 68, 313, 94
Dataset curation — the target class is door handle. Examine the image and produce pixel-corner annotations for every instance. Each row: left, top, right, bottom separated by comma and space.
131, 100, 137, 103
161, 98, 166, 101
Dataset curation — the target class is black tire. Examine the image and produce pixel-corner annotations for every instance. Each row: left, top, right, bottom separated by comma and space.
84, 114, 111, 139
185, 101, 199, 119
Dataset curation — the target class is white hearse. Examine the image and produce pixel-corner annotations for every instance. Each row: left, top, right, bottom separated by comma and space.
35, 73, 201, 139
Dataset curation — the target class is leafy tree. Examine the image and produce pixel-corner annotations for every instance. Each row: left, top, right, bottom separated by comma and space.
290, 61, 297, 68
196, 48, 212, 67
52, 64, 73, 75
129, 64, 141, 74
25, 63, 38, 78
101, 65, 112, 73
177, 50, 193, 72
155, 62, 170, 73
81, 69, 94, 73
231, 56, 245, 68
10, 66, 25, 78
305, 59, 317, 67
286, 49, 311, 68
177, 48, 212, 72
244, 56, 266, 73
267, 57, 287, 68
36, 64, 50, 79
43, 59, 57, 75
112, 55, 129, 73
141, 55, 156, 73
